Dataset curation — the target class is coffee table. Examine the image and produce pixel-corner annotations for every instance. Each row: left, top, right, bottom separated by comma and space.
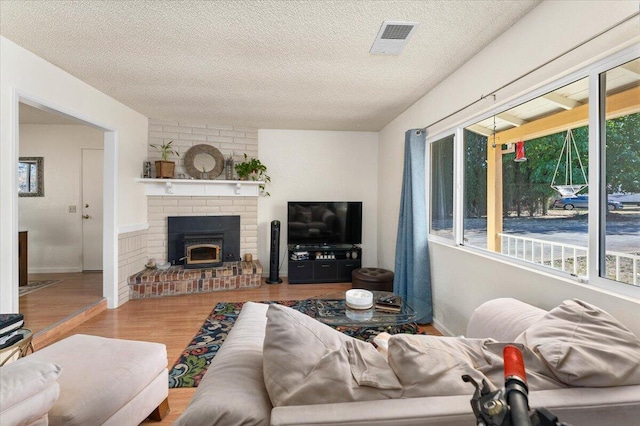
311, 291, 421, 327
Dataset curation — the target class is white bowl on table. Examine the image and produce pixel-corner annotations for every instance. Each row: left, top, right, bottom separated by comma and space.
345, 289, 373, 310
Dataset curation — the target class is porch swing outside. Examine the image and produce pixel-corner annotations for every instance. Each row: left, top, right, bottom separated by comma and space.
551, 128, 588, 197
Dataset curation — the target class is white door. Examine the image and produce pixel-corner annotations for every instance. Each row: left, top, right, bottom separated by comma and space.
82, 149, 103, 271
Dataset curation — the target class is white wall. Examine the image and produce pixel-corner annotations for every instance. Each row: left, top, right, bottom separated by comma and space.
377, 1, 640, 336
258, 130, 378, 276
1, 37, 149, 311
19, 124, 104, 272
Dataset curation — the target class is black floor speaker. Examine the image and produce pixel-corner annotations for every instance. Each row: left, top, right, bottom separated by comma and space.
266, 220, 282, 284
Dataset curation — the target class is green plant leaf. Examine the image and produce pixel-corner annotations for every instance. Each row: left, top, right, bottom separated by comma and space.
234, 154, 271, 196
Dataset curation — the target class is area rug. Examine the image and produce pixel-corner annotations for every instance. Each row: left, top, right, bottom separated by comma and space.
19, 279, 63, 297
168, 299, 424, 388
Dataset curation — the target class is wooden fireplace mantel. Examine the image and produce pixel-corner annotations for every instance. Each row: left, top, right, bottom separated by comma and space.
135, 178, 264, 197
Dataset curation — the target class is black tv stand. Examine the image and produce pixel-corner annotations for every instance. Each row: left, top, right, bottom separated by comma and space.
288, 244, 361, 284
292, 243, 356, 250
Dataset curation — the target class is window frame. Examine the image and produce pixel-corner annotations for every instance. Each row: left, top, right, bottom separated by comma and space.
586, 47, 640, 298
427, 131, 456, 241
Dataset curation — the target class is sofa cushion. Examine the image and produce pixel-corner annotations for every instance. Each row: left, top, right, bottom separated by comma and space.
466, 298, 546, 341
516, 299, 640, 387
0, 358, 61, 426
263, 303, 401, 407
387, 334, 564, 398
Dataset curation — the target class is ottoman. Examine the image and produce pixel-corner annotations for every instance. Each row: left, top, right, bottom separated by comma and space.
28, 334, 169, 426
352, 267, 394, 292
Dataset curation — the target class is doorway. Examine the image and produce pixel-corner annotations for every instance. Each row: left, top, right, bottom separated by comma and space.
17, 102, 106, 334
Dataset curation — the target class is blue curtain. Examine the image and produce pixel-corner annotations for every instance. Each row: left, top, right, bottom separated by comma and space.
394, 129, 432, 323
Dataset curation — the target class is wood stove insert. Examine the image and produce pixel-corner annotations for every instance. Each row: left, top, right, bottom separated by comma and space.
183, 233, 224, 268
168, 216, 241, 266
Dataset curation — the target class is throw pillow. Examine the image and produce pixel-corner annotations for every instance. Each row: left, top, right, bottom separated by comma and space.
515, 299, 640, 387
262, 303, 402, 407
387, 335, 564, 398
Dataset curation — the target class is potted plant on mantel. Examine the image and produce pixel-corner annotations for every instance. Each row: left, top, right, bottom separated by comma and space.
150, 140, 180, 179
235, 153, 271, 196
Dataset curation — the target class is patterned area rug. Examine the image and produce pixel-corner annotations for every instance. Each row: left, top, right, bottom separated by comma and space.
19, 279, 63, 297
169, 299, 424, 388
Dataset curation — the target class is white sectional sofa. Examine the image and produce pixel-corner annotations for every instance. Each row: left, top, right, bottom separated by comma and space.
175, 297, 640, 426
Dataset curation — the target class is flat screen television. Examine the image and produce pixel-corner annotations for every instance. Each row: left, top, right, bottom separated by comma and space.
287, 201, 362, 246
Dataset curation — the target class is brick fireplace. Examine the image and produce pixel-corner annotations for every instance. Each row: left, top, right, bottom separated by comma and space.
145, 119, 259, 266
128, 214, 262, 299
128, 260, 263, 299
126, 120, 261, 300
146, 197, 257, 266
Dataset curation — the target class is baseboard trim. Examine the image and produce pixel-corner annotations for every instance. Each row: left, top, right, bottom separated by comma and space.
432, 318, 454, 337
32, 298, 108, 349
28, 267, 83, 274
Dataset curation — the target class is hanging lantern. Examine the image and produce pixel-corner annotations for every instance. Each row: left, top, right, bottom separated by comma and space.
514, 141, 527, 162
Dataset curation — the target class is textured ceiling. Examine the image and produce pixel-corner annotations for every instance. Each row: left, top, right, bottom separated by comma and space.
1, 1, 540, 131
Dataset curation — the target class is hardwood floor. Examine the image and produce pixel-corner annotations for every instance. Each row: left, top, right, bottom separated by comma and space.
21, 271, 104, 335
30, 277, 441, 424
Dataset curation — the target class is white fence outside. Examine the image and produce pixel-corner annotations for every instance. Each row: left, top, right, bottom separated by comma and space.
499, 233, 639, 286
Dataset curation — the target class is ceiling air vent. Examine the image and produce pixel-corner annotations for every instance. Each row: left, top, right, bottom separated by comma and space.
370, 21, 419, 55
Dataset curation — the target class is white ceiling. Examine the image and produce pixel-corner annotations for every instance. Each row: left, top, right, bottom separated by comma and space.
1, 0, 541, 131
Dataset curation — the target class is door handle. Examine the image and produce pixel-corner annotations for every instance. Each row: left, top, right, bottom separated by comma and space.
83, 214, 91, 219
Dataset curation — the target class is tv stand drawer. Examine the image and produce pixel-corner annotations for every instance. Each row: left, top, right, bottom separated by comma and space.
314, 261, 337, 280
287, 255, 361, 284
338, 259, 361, 281
288, 261, 313, 283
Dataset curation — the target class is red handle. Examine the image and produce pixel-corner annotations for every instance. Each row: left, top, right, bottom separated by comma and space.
504, 345, 527, 384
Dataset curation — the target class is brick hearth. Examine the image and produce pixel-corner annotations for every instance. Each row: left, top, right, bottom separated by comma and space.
128, 260, 263, 299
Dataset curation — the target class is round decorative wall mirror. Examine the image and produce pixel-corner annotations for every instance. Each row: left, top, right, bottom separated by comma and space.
183, 144, 224, 179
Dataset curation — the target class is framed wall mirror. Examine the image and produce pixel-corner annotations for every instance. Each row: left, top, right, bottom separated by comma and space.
183, 144, 224, 179
18, 157, 44, 197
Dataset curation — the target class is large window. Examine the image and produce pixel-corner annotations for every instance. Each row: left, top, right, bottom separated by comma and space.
464, 77, 591, 276
442, 50, 640, 292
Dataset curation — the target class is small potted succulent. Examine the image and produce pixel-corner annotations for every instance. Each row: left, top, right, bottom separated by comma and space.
150, 140, 180, 178
235, 153, 271, 196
